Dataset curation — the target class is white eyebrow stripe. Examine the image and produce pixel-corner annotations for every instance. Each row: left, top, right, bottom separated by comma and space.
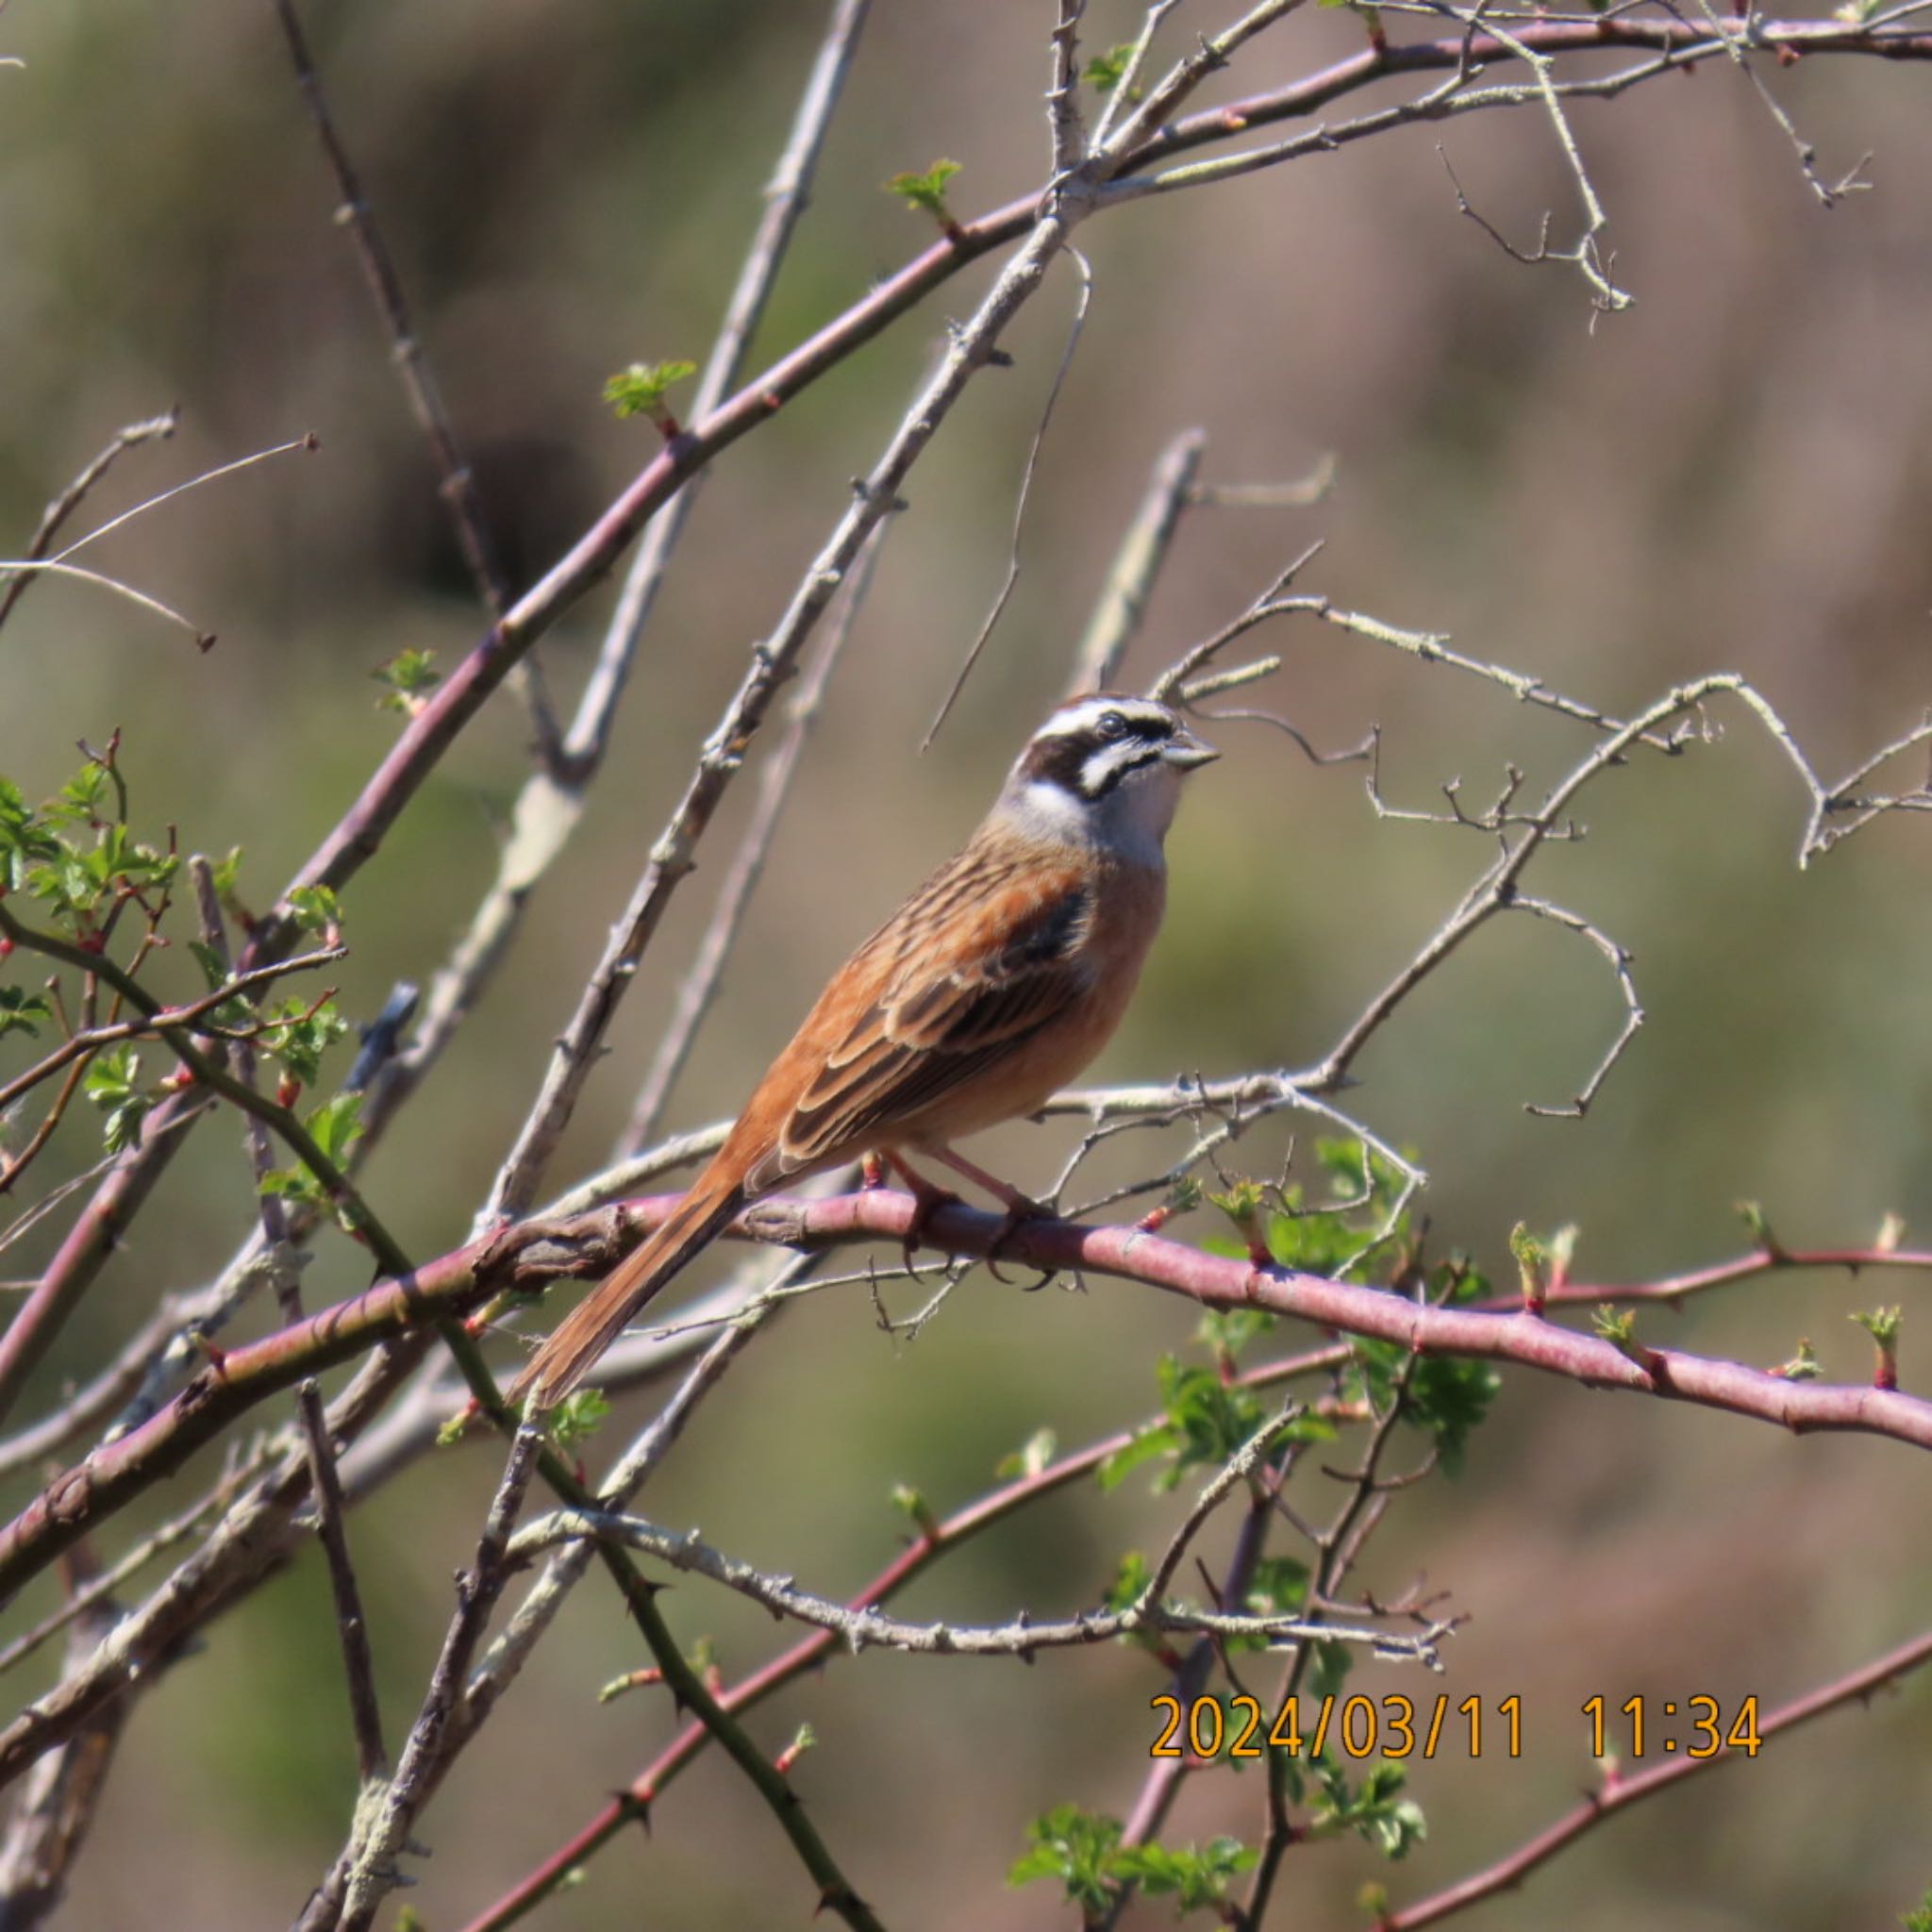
1035, 697, 1175, 741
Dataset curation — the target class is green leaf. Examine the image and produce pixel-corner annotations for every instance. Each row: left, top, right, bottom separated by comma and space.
0, 778, 62, 893
261, 1093, 363, 1217
1095, 1421, 1176, 1491
1149, 1355, 1264, 1491
994, 1425, 1058, 1481
548, 1387, 611, 1448
1851, 1305, 1903, 1348
371, 646, 442, 716
1308, 1755, 1426, 1859
1082, 45, 1141, 95
1307, 1637, 1354, 1701
1195, 1305, 1275, 1363
1102, 1549, 1152, 1614
287, 885, 341, 939
603, 359, 697, 423
84, 1045, 151, 1154
1591, 1303, 1638, 1349
260, 997, 350, 1088
891, 1482, 939, 1539
1771, 1337, 1822, 1381
1406, 1355, 1499, 1476
1112, 1836, 1256, 1908
303, 1091, 365, 1167
50, 761, 109, 824
1900, 1886, 1932, 1932
885, 158, 961, 221
0, 985, 54, 1040
1008, 1804, 1123, 1914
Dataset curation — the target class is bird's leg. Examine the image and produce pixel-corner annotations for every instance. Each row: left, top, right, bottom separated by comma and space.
860, 1150, 888, 1191
882, 1150, 962, 1276
924, 1144, 1050, 1283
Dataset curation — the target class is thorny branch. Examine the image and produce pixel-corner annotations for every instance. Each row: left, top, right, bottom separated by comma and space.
508, 1503, 1446, 1665
6, 0, 1932, 1923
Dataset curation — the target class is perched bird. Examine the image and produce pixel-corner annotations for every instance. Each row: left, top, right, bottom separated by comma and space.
508, 692, 1219, 1406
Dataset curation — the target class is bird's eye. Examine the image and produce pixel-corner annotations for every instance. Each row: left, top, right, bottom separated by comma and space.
1097, 709, 1128, 741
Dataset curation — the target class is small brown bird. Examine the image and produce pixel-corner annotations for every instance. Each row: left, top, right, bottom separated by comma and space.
508, 693, 1218, 1406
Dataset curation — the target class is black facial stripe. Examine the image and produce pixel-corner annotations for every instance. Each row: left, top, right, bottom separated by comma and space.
1077, 739, 1165, 798
1021, 698, 1178, 799
1021, 729, 1163, 796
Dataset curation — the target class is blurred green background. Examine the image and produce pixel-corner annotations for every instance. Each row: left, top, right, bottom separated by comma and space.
2, 1, 1930, 1925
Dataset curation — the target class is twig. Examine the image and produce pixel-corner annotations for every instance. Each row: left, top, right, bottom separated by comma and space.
458, 1342, 1351, 1931
482, 197, 1090, 1224
1046, 0, 1091, 182
0, 1543, 128, 1925
315, 1423, 543, 1932
341, 0, 873, 1194
924, 244, 1095, 745
1241, 1342, 1428, 1925
616, 528, 885, 1153
0, 945, 345, 1120
559, 0, 874, 777
1091, 0, 1187, 149
0, 411, 177, 633
1380, 1624, 1932, 1929
9, 1189, 1932, 1621
506, 1506, 1441, 1662
1064, 426, 1207, 697
269, 0, 562, 772
190, 857, 387, 1783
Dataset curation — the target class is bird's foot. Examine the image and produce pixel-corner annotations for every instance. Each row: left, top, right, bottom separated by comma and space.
883, 1153, 963, 1277
919, 1142, 1053, 1283
982, 1192, 1052, 1285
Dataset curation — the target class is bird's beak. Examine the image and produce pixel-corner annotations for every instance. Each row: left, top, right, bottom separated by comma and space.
1161, 724, 1221, 771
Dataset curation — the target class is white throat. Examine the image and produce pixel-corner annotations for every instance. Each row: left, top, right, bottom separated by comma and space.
994, 762, 1183, 869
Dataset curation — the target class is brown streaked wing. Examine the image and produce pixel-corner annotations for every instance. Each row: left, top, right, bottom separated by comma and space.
743, 859, 1094, 1189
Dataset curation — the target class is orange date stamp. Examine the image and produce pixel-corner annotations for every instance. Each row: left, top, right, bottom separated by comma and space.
1153, 1692, 1765, 1760
1151, 1692, 1523, 1761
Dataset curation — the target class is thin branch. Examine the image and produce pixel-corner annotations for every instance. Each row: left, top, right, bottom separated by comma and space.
1046, 0, 1091, 181
458, 1343, 1351, 1932
482, 200, 1088, 1224
190, 857, 386, 1783
8, 1190, 1932, 1622
351, 0, 868, 1144
0, 411, 177, 634
506, 1505, 1443, 1663
924, 244, 1095, 745
0, 945, 345, 1121
1064, 426, 1207, 697
0, 1543, 128, 1925
269, 0, 562, 772
1380, 1624, 1932, 1930
311, 1423, 543, 1932
1091, 0, 1186, 148
616, 528, 884, 1154
1509, 893, 1644, 1118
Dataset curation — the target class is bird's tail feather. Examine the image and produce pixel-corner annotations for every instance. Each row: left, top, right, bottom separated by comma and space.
508, 1176, 747, 1407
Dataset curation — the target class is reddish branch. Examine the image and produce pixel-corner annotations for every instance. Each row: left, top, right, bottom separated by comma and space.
1379, 1624, 1932, 1930
458, 1342, 1351, 1932
256, 11, 1932, 943
24, 3, 1931, 1471
4, 1194, 1927, 1624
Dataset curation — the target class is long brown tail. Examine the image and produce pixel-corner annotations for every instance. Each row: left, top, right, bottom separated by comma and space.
507, 1173, 747, 1407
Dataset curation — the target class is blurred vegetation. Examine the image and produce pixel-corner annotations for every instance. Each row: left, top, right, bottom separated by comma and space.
2, 1, 1931, 1927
